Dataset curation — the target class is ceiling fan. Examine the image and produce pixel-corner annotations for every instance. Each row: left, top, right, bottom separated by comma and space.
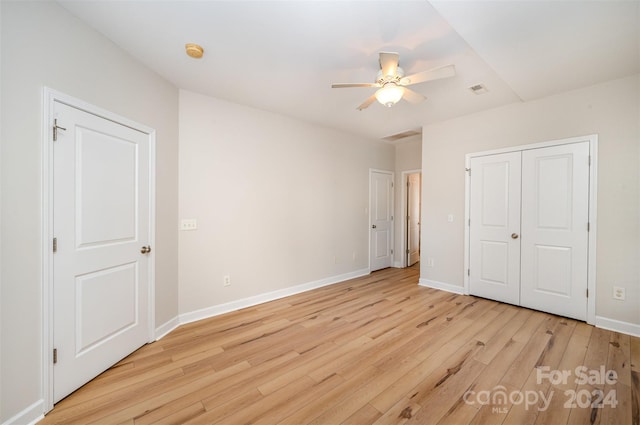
331, 52, 455, 110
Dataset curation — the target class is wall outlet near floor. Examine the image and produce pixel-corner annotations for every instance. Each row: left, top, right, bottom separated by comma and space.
613, 286, 625, 300
181, 219, 197, 230
426, 258, 434, 267
223, 275, 231, 287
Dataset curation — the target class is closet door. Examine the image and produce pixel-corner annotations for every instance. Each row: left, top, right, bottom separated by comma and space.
520, 142, 590, 320
469, 152, 522, 305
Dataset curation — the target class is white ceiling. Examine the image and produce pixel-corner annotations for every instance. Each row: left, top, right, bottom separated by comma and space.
58, 0, 640, 141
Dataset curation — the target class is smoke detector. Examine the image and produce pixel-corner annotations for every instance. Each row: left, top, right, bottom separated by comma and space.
185, 43, 204, 59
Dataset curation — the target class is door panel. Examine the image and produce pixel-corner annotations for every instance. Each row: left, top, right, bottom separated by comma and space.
520, 142, 589, 320
479, 241, 509, 284
532, 245, 571, 295
76, 263, 138, 354
375, 231, 390, 257
77, 127, 137, 245
469, 152, 521, 305
370, 171, 393, 271
53, 101, 150, 402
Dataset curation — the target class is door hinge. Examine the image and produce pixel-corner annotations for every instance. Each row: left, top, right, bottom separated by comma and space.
52, 118, 66, 142
391, 182, 394, 188
52, 237, 58, 253
468, 219, 471, 226
587, 222, 590, 232
586, 289, 589, 298
406, 249, 410, 254
53, 348, 58, 364
390, 249, 393, 255
466, 168, 471, 176
391, 215, 394, 221
467, 268, 470, 276
588, 156, 591, 166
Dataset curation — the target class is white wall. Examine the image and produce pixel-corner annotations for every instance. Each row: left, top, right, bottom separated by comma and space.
179, 90, 394, 314
421, 74, 640, 327
393, 137, 422, 266
0, 2, 179, 422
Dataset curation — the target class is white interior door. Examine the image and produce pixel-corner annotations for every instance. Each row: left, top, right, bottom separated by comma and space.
53, 101, 151, 402
520, 142, 590, 320
370, 170, 393, 271
469, 152, 522, 305
407, 173, 421, 267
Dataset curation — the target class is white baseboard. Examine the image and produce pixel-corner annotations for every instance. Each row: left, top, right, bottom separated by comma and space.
179, 268, 371, 326
418, 278, 465, 295
1, 400, 43, 425
595, 316, 640, 337
155, 316, 180, 341
393, 260, 403, 268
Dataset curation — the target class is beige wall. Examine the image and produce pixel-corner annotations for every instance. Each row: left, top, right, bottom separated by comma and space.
0, 2, 179, 422
178, 90, 395, 314
421, 74, 640, 326
393, 137, 422, 266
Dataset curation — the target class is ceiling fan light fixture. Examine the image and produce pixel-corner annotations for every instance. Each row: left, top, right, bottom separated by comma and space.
375, 84, 404, 107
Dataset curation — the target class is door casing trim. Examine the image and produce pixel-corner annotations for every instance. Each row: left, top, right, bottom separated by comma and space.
41, 87, 157, 412
463, 134, 598, 325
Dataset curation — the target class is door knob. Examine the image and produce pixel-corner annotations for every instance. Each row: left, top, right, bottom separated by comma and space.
511, 233, 519, 239
372, 224, 377, 229
140, 246, 152, 254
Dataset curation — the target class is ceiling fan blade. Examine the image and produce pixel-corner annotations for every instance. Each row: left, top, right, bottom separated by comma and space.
331, 83, 379, 88
379, 52, 399, 78
400, 64, 456, 86
357, 94, 377, 111
402, 88, 426, 104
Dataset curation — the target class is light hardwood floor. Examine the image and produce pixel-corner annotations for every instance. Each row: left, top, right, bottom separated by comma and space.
41, 265, 640, 424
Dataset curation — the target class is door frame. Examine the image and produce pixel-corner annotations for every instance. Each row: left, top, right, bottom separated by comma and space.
463, 134, 598, 325
400, 169, 421, 268
368, 169, 395, 271
41, 87, 157, 412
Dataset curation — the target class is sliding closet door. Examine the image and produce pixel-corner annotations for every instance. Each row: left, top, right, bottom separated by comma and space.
469, 152, 522, 305
520, 142, 590, 320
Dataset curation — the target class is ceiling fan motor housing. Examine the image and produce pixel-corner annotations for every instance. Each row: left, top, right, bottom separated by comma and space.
377, 67, 404, 85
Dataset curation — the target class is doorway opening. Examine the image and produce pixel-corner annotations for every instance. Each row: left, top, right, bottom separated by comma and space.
401, 170, 421, 268
369, 169, 394, 271
463, 135, 598, 324
42, 88, 157, 412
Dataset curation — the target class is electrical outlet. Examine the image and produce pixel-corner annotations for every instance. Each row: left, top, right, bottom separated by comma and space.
613, 286, 625, 300
181, 219, 197, 231
447, 214, 454, 223
426, 258, 434, 267
223, 275, 231, 286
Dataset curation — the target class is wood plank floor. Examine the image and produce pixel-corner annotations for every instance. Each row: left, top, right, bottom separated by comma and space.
41, 265, 640, 424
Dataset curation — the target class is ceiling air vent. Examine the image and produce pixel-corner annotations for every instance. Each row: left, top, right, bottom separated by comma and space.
469, 83, 488, 95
